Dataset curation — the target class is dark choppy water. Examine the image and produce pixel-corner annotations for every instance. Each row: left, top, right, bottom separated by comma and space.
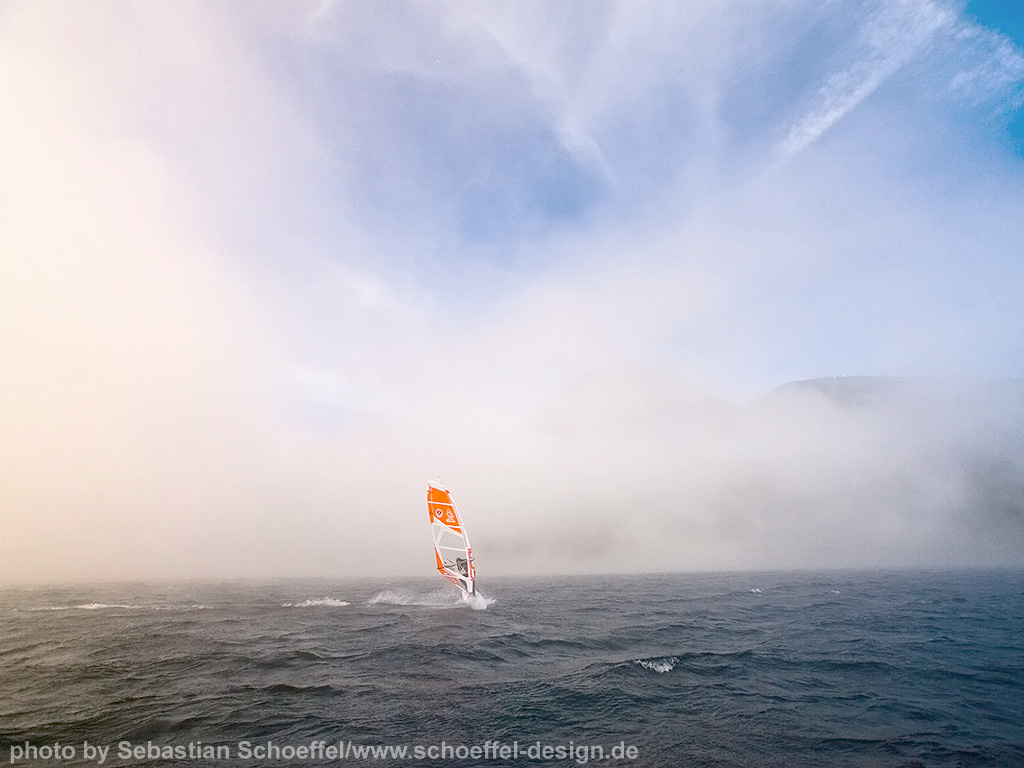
1, 571, 1022, 767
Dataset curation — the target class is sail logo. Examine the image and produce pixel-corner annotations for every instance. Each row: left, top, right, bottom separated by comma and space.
434, 508, 444, 518
445, 511, 456, 523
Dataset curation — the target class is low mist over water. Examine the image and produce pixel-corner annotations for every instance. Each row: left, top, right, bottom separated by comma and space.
478, 375, 1024, 574
3, 374, 1023, 582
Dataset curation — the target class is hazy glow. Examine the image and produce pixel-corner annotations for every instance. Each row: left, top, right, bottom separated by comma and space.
2, 1, 1022, 582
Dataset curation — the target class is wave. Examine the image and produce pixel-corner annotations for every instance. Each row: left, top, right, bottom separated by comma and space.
368, 589, 494, 610
368, 589, 454, 606
634, 656, 678, 673
260, 683, 334, 695
30, 603, 212, 611
281, 598, 350, 608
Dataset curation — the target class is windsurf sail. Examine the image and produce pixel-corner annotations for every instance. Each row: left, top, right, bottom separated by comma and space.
427, 482, 475, 596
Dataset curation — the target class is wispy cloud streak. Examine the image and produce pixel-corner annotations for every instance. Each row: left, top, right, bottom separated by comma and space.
780, 0, 956, 158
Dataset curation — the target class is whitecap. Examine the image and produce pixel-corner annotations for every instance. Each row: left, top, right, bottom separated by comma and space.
368, 589, 492, 609
146, 604, 214, 611
368, 589, 449, 606
32, 603, 210, 612
749, 588, 763, 594
367, 590, 415, 605
635, 656, 678, 673
462, 592, 495, 611
282, 598, 351, 608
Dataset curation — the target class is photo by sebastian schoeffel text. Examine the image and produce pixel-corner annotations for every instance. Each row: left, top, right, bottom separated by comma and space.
6, 739, 641, 764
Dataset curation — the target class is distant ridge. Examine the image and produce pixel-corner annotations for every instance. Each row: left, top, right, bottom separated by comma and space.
735, 375, 1024, 551
766, 376, 911, 407
761, 375, 1024, 409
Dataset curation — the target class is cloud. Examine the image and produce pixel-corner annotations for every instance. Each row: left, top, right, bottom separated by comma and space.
0, 2, 283, 580
2, 0, 1023, 582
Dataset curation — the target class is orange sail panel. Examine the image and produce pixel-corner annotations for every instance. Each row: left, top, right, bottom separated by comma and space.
427, 482, 475, 595
427, 486, 463, 533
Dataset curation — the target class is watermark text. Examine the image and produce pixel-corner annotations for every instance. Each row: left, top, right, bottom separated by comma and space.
6, 739, 639, 764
